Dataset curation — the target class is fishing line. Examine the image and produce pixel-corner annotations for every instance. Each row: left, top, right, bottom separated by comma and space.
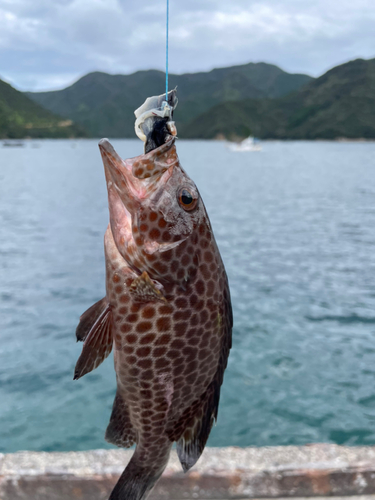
165, 0, 169, 100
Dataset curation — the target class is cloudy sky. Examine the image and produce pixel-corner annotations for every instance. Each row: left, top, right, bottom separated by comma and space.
0, 0, 374, 91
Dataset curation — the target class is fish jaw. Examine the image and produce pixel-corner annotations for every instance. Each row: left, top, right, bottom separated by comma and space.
99, 139, 142, 212
99, 138, 182, 275
99, 139, 175, 261
99, 139, 141, 262
99, 138, 178, 215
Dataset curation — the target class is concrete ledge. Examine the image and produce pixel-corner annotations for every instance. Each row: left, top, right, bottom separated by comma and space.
2, 445, 375, 499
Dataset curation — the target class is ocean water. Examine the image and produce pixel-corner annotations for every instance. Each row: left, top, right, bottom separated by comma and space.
1, 139, 375, 453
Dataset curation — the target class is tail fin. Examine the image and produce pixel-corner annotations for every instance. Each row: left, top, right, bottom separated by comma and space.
109, 446, 170, 500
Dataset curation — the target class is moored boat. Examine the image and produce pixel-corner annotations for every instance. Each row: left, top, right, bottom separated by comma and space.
228, 136, 262, 152
2, 140, 25, 148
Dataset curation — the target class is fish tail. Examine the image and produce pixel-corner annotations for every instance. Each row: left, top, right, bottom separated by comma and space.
109, 445, 171, 500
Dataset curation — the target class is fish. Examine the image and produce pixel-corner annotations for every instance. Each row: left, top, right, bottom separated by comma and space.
74, 90, 232, 500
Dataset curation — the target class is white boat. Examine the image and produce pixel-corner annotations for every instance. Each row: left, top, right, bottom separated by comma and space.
228, 136, 262, 152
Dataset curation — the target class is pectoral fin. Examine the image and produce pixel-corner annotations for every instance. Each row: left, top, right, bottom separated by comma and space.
74, 301, 113, 380
130, 271, 166, 303
76, 297, 108, 342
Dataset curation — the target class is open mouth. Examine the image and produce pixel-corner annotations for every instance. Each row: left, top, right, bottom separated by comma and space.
99, 138, 178, 210
99, 139, 141, 205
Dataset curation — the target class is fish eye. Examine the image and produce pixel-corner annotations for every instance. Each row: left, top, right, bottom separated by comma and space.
178, 188, 198, 211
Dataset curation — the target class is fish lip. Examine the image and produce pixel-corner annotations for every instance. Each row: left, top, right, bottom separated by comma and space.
99, 138, 133, 179
98, 138, 125, 166
99, 138, 139, 206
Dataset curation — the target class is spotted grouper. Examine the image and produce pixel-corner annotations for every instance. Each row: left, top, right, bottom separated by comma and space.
74, 90, 232, 500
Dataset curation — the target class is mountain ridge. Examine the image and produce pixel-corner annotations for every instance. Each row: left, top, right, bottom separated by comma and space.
6, 58, 375, 140
182, 58, 375, 140
26, 62, 313, 138
0, 77, 86, 139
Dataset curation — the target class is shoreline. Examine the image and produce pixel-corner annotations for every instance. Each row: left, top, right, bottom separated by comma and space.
2, 444, 375, 499
2, 137, 375, 143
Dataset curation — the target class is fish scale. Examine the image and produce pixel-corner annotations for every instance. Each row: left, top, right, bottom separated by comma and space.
74, 110, 232, 500
106, 224, 225, 417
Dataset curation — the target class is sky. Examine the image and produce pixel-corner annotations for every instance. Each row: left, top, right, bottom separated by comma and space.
0, 0, 374, 92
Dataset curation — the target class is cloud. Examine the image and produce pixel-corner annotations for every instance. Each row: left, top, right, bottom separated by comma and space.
0, 0, 374, 91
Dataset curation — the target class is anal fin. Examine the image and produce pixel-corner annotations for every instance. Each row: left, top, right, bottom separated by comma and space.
74, 301, 113, 380
105, 391, 136, 448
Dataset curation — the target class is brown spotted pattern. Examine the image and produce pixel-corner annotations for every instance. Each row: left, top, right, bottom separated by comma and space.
104, 212, 231, 469
78, 137, 232, 498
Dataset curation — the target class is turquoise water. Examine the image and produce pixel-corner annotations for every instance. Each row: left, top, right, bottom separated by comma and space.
1, 139, 375, 453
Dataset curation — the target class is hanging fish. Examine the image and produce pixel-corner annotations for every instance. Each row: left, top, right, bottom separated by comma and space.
74, 89, 232, 500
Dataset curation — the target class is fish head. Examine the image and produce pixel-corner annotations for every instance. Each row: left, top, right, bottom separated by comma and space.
100, 138, 209, 285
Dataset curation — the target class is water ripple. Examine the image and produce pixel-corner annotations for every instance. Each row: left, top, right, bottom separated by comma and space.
1, 139, 375, 452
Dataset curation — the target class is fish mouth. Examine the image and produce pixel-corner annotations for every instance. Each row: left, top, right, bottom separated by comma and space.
99, 138, 179, 259
99, 138, 177, 209
99, 139, 141, 209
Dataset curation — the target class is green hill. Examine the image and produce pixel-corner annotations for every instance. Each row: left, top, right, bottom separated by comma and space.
26, 63, 312, 138
182, 58, 375, 140
0, 78, 86, 139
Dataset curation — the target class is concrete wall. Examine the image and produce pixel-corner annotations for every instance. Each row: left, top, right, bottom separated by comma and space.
1, 445, 375, 500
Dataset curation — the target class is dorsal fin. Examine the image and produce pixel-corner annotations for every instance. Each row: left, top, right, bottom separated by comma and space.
74, 301, 113, 380
172, 381, 219, 472
76, 297, 108, 342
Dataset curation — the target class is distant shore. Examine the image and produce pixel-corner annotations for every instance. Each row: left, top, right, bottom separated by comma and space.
2, 137, 375, 143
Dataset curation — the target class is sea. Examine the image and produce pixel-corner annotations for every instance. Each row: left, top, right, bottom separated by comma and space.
1, 139, 375, 453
